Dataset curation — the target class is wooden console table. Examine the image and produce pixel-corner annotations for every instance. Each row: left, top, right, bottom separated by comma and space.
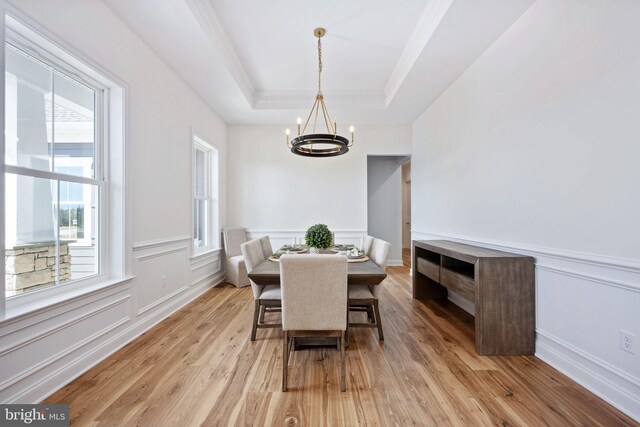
412, 240, 535, 355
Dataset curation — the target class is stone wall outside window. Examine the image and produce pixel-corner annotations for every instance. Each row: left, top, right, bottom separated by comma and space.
5, 242, 71, 295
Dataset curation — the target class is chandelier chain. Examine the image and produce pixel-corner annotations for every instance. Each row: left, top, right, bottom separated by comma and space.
317, 37, 322, 92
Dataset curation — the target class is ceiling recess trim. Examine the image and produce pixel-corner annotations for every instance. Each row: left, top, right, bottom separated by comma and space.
253, 90, 385, 110
184, 0, 458, 113
184, 0, 453, 113
383, 0, 453, 108
184, 0, 256, 105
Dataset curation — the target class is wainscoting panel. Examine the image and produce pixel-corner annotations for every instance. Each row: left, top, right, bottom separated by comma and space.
190, 250, 224, 287
134, 246, 190, 316
412, 230, 640, 421
0, 236, 225, 405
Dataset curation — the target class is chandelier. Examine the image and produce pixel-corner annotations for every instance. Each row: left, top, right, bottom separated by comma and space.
285, 27, 355, 157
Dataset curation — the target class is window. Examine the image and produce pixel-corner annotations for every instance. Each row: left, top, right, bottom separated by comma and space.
2, 13, 126, 308
192, 134, 219, 254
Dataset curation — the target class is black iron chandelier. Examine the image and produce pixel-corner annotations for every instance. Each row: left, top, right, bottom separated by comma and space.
285, 27, 355, 157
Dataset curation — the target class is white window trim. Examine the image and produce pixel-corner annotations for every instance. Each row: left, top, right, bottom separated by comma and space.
191, 130, 220, 257
1, 7, 132, 320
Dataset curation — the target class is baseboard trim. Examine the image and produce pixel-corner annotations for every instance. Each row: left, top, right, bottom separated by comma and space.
536, 330, 640, 421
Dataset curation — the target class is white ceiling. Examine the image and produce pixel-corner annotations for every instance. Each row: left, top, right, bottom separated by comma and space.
103, 0, 535, 125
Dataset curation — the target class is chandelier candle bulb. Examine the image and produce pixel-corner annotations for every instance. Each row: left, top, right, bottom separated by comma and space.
285, 129, 290, 146
350, 126, 355, 142
297, 117, 301, 135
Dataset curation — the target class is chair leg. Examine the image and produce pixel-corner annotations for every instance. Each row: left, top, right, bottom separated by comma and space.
282, 331, 289, 392
340, 332, 346, 392
373, 299, 384, 341
251, 300, 260, 341
345, 305, 350, 348
258, 304, 266, 324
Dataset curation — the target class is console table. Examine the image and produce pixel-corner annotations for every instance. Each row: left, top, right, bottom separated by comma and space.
412, 240, 535, 355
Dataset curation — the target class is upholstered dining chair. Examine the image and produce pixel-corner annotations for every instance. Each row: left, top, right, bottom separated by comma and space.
362, 235, 375, 256
241, 238, 281, 341
223, 227, 249, 287
259, 235, 273, 259
348, 237, 391, 340
258, 235, 275, 324
280, 254, 348, 392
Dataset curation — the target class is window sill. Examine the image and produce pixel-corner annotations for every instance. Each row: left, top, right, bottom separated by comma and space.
2, 275, 135, 323
190, 248, 222, 261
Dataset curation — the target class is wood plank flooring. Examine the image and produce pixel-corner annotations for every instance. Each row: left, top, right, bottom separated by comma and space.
45, 266, 637, 426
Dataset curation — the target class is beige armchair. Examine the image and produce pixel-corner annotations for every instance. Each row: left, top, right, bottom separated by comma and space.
348, 237, 391, 340
241, 238, 281, 341
280, 254, 348, 392
223, 228, 249, 287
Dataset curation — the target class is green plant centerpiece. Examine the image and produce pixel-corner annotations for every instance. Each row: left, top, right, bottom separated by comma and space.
305, 223, 333, 254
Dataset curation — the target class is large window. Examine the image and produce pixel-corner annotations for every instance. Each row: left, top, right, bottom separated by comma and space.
4, 19, 107, 299
192, 134, 219, 254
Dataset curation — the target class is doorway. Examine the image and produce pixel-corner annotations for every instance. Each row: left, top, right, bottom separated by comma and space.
366, 155, 410, 267
402, 160, 411, 268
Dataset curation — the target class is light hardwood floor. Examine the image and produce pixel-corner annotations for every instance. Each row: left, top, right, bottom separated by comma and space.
45, 266, 637, 426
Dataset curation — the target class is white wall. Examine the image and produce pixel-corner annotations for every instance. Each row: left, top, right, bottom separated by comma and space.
0, 0, 227, 403
412, 0, 640, 420
367, 156, 405, 265
228, 124, 411, 252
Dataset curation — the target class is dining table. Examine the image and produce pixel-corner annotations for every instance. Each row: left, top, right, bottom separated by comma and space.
247, 245, 387, 348
247, 246, 387, 288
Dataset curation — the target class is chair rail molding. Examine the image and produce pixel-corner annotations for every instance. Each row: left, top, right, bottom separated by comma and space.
132, 235, 193, 251
411, 229, 640, 421
411, 230, 640, 275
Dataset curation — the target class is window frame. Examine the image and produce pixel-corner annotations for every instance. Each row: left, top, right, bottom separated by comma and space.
191, 131, 219, 256
1, 10, 131, 319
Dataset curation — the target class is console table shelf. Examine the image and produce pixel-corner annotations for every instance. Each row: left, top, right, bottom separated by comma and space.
412, 240, 535, 355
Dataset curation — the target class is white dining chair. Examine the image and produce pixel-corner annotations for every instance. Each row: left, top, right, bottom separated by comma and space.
223, 228, 250, 288
280, 254, 348, 392
241, 238, 281, 341
348, 237, 391, 340
362, 235, 374, 256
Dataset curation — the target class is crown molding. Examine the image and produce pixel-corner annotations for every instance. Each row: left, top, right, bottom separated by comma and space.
384, 0, 453, 107
185, 0, 456, 113
253, 90, 385, 110
184, 0, 256, 105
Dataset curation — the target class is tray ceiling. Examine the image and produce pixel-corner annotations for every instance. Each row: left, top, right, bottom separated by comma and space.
104, 0, 535, 124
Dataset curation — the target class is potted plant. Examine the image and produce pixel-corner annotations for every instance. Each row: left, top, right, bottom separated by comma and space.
305, 224, 333, 254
